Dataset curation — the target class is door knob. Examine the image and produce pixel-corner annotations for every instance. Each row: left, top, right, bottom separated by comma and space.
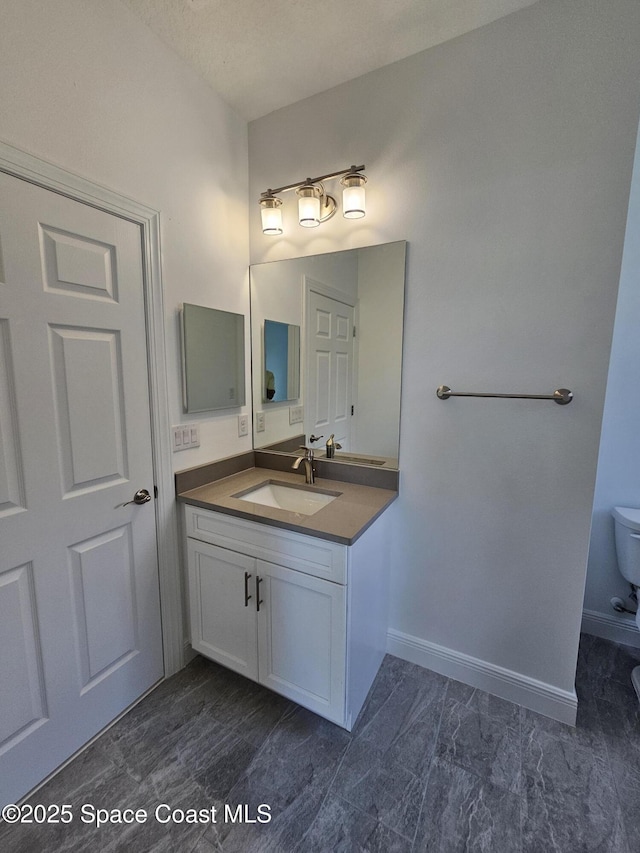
122, 488, 151, 507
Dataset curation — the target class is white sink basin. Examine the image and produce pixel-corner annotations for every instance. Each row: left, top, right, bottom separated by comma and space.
234, 480, 340, 515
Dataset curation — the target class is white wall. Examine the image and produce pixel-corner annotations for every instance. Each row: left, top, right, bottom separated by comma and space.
583, 118, 640, 645
0, 0, 250, 471
249, 0, 640, 716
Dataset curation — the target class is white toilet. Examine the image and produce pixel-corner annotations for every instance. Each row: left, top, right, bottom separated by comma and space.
612, 506, 640, 700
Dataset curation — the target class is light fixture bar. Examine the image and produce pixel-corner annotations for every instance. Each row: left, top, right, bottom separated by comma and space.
261, 164, 365, 198
259, 164, 366, 235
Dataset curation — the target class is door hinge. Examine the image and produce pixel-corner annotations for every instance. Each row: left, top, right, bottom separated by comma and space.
351, 405, 354, 416
353, 325, 357, 338
154, 485, 158, 499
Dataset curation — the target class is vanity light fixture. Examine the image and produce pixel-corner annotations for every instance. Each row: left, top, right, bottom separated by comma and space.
341, 170, 367, 219
259, 165, 366, 235
259, 193, 283, 236
296, 183, 329, 228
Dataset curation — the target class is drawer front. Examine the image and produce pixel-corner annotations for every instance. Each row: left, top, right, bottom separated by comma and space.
185, 505, 347, 584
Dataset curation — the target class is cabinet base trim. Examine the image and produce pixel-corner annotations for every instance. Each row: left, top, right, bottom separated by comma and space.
386, 628, 577, 726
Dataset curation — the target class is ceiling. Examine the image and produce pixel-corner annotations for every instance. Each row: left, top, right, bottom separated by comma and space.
120, 0, 540, 121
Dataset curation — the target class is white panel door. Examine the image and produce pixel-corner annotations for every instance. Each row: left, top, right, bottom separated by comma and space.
306, 288, 354, 451
0, 172, 163, 806
257, 560, 346, 725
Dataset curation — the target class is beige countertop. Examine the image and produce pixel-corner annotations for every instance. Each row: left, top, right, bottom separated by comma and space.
177, 467, 398, 545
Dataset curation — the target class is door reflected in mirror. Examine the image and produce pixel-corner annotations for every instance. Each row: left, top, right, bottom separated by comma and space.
250, 241, 406, 469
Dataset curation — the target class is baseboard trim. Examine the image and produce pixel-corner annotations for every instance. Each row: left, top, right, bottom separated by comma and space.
387, 628, 577, 725
184, 640, 197, 664
581, 609, 640, 648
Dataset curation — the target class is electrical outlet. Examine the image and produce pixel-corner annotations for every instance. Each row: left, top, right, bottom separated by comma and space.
238, 414, 249, 437
172, 423, 200, 451
256, 412, 265, 432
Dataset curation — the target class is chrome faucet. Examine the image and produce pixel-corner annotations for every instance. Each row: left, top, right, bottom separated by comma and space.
292, 446, 315, 484
325, 434, 342, 458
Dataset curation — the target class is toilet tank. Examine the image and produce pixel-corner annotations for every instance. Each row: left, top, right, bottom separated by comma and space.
612, 506, 640, 586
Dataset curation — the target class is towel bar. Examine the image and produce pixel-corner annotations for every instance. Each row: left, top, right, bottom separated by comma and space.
436, 386, 573, 405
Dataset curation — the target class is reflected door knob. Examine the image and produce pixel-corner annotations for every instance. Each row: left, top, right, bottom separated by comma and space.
123, 488, 151, 507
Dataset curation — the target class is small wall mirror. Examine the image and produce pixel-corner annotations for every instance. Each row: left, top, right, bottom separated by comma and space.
180, 303, 246, 413
263, 319, 301, 403
250, 241, 406, 468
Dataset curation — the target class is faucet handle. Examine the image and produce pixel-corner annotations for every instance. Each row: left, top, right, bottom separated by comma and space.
309, 434, 324, 444
296, 444, 314, 459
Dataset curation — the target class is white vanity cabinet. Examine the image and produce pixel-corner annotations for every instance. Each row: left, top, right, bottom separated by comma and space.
184, 503, 390, 730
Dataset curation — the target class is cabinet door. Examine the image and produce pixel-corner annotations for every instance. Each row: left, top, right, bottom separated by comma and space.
257, 561, 346, 725
187, 540, 258, 681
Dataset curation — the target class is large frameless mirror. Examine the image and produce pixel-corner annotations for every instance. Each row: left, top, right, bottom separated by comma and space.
250, 241, 406, 468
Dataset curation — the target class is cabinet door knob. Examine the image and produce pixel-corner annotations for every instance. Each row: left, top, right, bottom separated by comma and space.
256, 576, 263, 612
244, 571, 252, 607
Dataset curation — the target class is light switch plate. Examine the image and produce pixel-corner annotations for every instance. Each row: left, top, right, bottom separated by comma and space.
256, 412, 265, 432
238, 414, 249, 437
172, 423, 200, 451
289, 405, 304, 425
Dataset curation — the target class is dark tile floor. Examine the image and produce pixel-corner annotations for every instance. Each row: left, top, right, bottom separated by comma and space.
2, 633, 639, 852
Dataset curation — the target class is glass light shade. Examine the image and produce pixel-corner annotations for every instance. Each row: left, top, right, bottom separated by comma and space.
341, 174, 366, 219
260, 197, 283, 236
297, 185, 321, 227
342, 184, 366, 218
